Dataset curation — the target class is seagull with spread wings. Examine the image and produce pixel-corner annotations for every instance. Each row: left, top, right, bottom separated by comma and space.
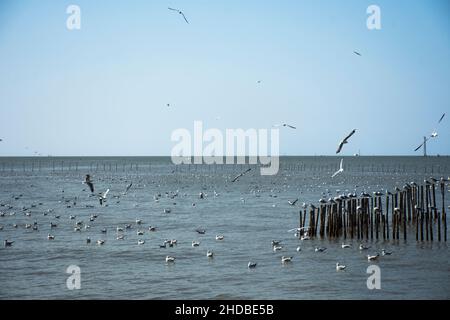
331, 159, 344, 178
168, 7, 189, 24
336, 129, 356, 154
231, 168, 251, 182
273, 123, 296, 129
83, 174, 94, 193
353, 51, 362, 56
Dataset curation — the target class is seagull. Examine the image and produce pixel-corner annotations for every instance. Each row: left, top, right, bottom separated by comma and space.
192, 240, 200, 247
281, 256, 293, 263
86, 237, 91, 244
353, 51, 362, 56
438, 113, 446, 124
97, 240, 105, 245
273, 245, 283, 251
47, 234, 55, 240
336, 129, 356, 154
123, 183, 132, 195
136, 230, 144, 236
196, 228, 206, 234
367, 254, 379, 261
231, 168, 251, 182
341, 243, 351, 249
359, 244, 370, 250
273, 123, 296, 129
166, 255, 176, 263
116, 235, 125, 240
381, 249, 392, 256
215, 235, 224, 241
336, 262, 346, 271
271, 240, 282, 246
98, 189, 109, 206
137, 239, 145, 245
414, 137, 430, 151
168, 7, 189, 24
206, 250, 214, 258
248, 262, 257, 268
4, 240, 14, 247
83, 174, 94, 193
315, 247, 327, 253
296, 246, 301, 252
288, 199, 298, 206
331, 159, 344, 178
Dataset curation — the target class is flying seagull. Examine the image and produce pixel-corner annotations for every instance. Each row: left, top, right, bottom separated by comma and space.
231, 168, 251, 182
123, 183, 132, 195
331, 159, 344, 178
83, 174, 94, 193
336, 129, 356, 154
98, 189, 109, 206
168, 7, 189, 24
353, 51, 362, 56
438, 113, 445, 124
430, 113, 446, 138
414, 137, 429, 152
273, 123, 296, 129
288, 199, 298, 206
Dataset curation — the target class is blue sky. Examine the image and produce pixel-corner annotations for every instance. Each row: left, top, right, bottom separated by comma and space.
0, 0, 448, 156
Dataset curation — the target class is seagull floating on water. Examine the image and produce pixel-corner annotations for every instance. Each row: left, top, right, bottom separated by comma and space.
206, 250, 214, 258
166, 255, 176, 263
315, 247, 327, 253
281, 256, 292, 263
216, 235, 224, 241
336, 262, 346, 271
341, 243, 351, 249
367, 254, 379, 261
248, 262, 257, 268
381, 249, 392, 256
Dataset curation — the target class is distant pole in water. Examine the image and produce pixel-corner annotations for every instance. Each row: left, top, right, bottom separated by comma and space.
423, 136, 427, 157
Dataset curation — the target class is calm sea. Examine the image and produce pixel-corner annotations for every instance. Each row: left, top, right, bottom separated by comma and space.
0, 156, 449, 299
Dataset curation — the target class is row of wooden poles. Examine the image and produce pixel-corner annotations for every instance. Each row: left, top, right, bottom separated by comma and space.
299, 179, 448, 241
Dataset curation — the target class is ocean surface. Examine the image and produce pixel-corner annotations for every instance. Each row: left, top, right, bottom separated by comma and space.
0, 156, 449, 300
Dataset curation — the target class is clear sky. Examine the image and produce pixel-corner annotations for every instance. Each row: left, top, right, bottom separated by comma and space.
0, 0, 448, 156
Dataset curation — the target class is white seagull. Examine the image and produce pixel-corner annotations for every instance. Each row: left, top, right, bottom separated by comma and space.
367, 254, 379, 261
248, 262, 257, 268
281, 256, 293, 263
206, 250, 214, 258
331, 159, 344, 178
168, 7, 189, 24
341, 243, 351, 248
166, 256, 176, 263
215, 235, 224, 241
336, 262, 346, 271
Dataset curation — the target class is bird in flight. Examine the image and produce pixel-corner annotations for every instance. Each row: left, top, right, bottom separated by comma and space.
353, 51, 362, 56
98, 189, 110, 206
288, 199, 298, 206
168, 7, 189, 24
336, 129, 356, 154
438, 113, 445, 124
331, 159, 344, 178
430, 113, 446, 138
123, 183, 133, 195
231, 168, 251, 182
83, 174, 94, 193
414, 137, 429, 152
273, 123, 296, 129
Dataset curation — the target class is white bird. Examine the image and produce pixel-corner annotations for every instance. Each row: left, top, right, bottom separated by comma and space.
216, 235, 224, 241
166, 255, 175, 263
381, 249, 392, 256
206, 250, 214, 258
336, 262, 346, 271
248, 262, 257, 268
300, 234, 310, 241
273, 245, 283, 251
116, 235, 125, 240
168, 7, 189, 24
116, 227, 124, 232
137, 239, 145, 245
336, 129, 356, 154
315, 247, 327, 253
135, 219, 142, 225
98, 189, 109, 206
359, 244, 370, 250
136, 230, 144, 236
97, 240, 105, 245
331, 159, 344, 178
296, 246, 301, 252
192, 241, 200, 247
341, 243, 351, 249
47, 234, 55, 240
367, 254, 379, 261
281, 256, 292, 263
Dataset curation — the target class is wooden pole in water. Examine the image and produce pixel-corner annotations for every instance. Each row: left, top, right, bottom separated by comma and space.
386, 194, 390, 240
370, 197, 374, 240
440, 179, 446, 242
420, 185, 424, 241
425, 182, 430, 241
299, 210, 302, 238
403, 191, 407, 241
